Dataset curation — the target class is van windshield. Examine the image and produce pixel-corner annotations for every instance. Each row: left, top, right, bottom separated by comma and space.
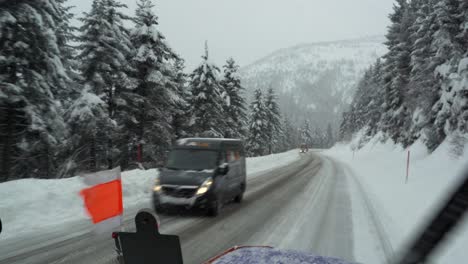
166, 149, 218, 171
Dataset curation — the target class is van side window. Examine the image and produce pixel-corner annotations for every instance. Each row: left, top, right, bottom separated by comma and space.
227, 150, 237, 162
219, 152, 227, 165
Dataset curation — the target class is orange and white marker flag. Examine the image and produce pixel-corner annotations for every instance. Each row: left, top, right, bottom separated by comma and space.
80, 167, 123, 233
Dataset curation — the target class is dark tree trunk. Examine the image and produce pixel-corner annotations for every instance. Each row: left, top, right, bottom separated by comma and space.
0, 105, 14, 182
89, 135, 97, 171
137, 79, 148, 164
107, 85, 115, 170
138, 107, 146, 163
108, 137, 113, 169
44, 140, 50, 179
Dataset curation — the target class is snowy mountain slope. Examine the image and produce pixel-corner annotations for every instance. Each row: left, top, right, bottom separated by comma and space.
240, 36, 387, 128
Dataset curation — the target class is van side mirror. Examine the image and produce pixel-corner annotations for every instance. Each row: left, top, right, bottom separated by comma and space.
218, 163, 229, 175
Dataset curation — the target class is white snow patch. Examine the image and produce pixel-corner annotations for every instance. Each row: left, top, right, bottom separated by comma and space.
0, 169, 158, 241
247, 149, 301, 178
458, 57, 468, 73
306, 103, 317, 110
325, 139, 468, 263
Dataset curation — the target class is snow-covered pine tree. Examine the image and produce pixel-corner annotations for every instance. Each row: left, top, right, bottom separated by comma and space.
443, 0, 468, 150
76, 0, 135, 170
129, 0, 180, 165
350, 68, 374, 133
56, 0, 80, 101
341, 0, 468, 152
326, 123, 334, 148
171, 58, 191, 140
67, 86, 108, 173
54, 0, 84, 177
406, 0, 438, 144
451, 57, 468, 140
339, 59, 384, 143
0, 0, 69, 180
300, 120, 313, 147
313, 127, 326, 148
339, 111, 353, 142
366, 59, 386, 137
221, 58, 247, 139
279, 116, 297, 152
246, 89, 269, 156
189, 43, 226, 137
264, 88, 282, 154
409, 0, 437, 89
380, 0, 413, 146
427, 0, 464, 150
451, 0, 468, 136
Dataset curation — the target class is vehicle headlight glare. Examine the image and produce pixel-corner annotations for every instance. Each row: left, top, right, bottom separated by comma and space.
154, 178, 162, 192
196, 178, 213, 195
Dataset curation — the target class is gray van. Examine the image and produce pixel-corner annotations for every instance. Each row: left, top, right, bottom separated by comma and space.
153, 138, 246, 216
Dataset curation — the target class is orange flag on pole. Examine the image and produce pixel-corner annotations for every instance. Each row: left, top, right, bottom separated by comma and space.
80, 167, 123, 233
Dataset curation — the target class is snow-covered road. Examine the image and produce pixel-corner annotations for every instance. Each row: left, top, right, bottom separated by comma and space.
0, 152, 391, 264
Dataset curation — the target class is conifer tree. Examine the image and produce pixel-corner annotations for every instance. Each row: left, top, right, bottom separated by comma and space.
129, 0, 180, 164
0, 0, 70, 180
265, 88, 282, 153
189, 42, 225, 137
247, 89, 269, 156
221, 58, 247, 139
76, 0, 135, 169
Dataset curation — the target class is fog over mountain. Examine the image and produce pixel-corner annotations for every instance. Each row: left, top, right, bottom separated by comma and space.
240, 36, 387, 131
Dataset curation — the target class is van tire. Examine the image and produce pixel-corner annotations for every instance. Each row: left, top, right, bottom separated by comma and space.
207, 199, 221, 217
234, 192, 243, 203
234, 182, 245, 203
155, 204, 165, 214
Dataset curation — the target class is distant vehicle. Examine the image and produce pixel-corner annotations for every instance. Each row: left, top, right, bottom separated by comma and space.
153, 138, 246, 216
300, 143, 309, 153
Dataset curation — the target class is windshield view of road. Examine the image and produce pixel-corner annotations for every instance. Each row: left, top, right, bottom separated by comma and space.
1, 0, 467, 264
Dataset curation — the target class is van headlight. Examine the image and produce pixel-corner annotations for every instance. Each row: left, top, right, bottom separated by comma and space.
153, 178, 162, 192
196, 178, 213, 195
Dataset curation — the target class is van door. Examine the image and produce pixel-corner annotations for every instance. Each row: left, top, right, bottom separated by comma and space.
225, 147, 242, 198
214, 151, 228, 202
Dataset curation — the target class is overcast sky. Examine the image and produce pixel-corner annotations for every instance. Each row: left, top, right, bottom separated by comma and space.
69, 0, 395, 69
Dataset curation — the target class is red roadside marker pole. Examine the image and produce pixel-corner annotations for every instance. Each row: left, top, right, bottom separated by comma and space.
137, 144, 142, 163
406, 150, 411, 184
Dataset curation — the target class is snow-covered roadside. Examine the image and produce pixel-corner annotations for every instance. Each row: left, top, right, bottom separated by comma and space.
247, 149, 301, 178
0, 169, 159, 241
0, 149, 300, 243
325, 137, 468, 263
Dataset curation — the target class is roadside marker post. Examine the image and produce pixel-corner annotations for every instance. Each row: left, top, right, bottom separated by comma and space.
137, 144, 142, 163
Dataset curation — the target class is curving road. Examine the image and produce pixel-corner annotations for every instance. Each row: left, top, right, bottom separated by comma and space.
0, 152, 391, 264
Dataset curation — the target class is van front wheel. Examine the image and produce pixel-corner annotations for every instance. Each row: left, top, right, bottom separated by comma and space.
234, 183, 245, 203
234, 192, 243, 203
207, 199, 221, 217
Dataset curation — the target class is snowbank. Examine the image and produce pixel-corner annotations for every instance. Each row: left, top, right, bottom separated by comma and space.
0, 169, 159, 241
247, 149, 301, 178
325, 138, 468, 263
0, 150, 300, 242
